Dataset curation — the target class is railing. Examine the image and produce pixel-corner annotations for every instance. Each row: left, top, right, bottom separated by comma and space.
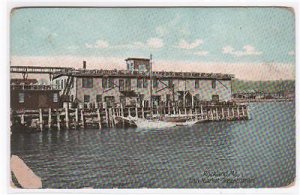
10, 84, 60, 90
10, 66, 74, 74
53, 68, 234, 79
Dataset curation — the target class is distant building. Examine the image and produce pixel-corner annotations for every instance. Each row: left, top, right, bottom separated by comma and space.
52, 58, 234, 108
125, 58, 150, 73
11, 83, 60, 110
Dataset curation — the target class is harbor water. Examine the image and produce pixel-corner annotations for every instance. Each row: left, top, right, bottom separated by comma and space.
11, 102, 295, 188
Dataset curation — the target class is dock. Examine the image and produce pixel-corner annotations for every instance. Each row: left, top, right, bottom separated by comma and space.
10, 101, 250, 133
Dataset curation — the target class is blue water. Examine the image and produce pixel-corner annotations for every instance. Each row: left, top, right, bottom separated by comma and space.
11, 102, 295, 188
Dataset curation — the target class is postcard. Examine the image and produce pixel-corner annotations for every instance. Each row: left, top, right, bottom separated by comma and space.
9, 6, 295, 190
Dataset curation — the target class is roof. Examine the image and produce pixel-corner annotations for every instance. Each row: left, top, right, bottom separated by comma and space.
125, 58, 150, 61
53, 69, 234, 80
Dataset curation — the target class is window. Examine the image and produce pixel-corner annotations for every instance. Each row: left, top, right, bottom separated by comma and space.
61, 80, 64, 89
153, 77, 159, 88
108, 78, 114, 88
168, 79, 173, 88
96, 95, 102, 102
120, 96, 126, 106
195, 80, 199, 89
143, 78, 148, 88
125, 79, 131, 91
105, 96, 115, 107
53, 93, 58, 103
137, 78, 143, 88
212, 80, 216, 89
212, 95, 219, 102
102, 78, 107, 88
166, 94, 171, 102
56, 80, 60, 89
18, 93, 24, 103
119, 79, 124, 91
84, 95, 90, 102
82, 78, 93, 88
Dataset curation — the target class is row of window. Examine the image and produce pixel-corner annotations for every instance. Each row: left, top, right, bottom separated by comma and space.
18, 93, 59, 103
56, 79, 74, 89
81, 78, 217, 89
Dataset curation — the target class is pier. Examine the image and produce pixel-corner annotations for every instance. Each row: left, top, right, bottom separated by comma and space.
10, 101, 250, 133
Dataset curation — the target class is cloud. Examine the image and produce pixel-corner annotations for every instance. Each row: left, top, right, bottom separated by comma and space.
222, 45, 262, 56
11, 56, 295, 81
87, 38, 164, 50
156, 26, 168, 37
155, 14, 181, 37
146, 38, 164, 48
175, 39, 204, 49
193, 50, 209, 56
85, 40, 109, 49
288, 50, 295, 56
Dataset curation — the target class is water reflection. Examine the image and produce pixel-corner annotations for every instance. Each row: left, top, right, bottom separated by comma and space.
10, 102, 295, 188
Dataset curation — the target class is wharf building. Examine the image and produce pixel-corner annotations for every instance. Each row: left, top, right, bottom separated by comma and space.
52, 57, 234, 108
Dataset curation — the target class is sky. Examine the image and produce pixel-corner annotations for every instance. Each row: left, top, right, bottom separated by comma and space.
10, 7, 295, 80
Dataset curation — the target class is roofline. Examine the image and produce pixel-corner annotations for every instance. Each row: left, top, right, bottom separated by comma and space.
125, 58, 150, 61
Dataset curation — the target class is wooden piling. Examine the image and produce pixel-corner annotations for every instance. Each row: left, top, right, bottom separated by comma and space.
105, 108, 109, 127
142, 106, 145, 119
242, 106, 245, 117
56, 110, 61, 131
80, 109, 85, 128
135, 104, 138, 119
39, 108, 43, 131
75, 108, 79, 128
221, 107, 224, 120
112, 107, 116, 126
65, 105, 69, 130
227, 107, 230, 118
200, 105, 203, 120
97, 108, 102, 129
48, 108, 52, 129
128, 107, 131, 117
21, 113, 25, 125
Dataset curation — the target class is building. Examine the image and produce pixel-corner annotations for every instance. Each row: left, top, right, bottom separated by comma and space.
52, 58, 234, 108
11, 79, 60, 110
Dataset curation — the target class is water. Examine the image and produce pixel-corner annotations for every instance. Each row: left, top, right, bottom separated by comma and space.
11, 102, 295, 188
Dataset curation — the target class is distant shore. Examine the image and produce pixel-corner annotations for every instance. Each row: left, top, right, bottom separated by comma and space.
233, 98, 294, 103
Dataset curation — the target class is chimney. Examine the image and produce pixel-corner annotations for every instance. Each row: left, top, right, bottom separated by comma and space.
83, 61, 86, 69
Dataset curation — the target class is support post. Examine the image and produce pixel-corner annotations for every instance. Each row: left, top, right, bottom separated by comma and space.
39, 108, 43, 131
48, 108, 52, 129
65, 105, 69, 130
75, 108, 79, 128
97, 108, 102, 129
242, 106, 245, 117
56, 110, 61, 131
80, 109, 85, 128
142, 106, 145, 119
227, 107, 230, 118
128, 107, 131, 117
221, 108, 224, 120
112, 107, 116, 127
135, 103, 138, 119
105, 108, 109, 127
21, 113, 25, 125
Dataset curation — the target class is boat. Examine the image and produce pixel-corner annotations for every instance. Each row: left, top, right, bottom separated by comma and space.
115, 115, 201, 129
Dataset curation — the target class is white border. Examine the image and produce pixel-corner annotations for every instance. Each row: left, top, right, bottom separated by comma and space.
1, 0, 299, 195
